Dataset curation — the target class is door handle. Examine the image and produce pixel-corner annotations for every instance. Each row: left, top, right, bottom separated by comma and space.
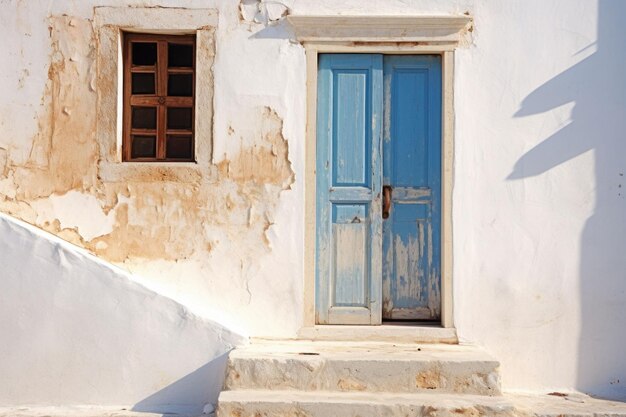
382, 185, 392, 219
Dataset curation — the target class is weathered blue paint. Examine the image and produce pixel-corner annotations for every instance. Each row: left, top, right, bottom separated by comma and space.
316, 54, 383, 324
382, 55, 442, 320
316, 54, 441, 324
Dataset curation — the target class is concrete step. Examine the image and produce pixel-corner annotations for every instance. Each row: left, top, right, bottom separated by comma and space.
224, 341, 501, 396
217, 390, 626, 417
218, 390, 515, 417
295, 324, 458, 344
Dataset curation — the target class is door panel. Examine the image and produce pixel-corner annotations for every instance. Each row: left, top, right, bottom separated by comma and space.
382, 55, 442, 321
333, 71, 369, 186
332, 205, 367, 306
316, 54, 441, 325
316, 54, 383, 325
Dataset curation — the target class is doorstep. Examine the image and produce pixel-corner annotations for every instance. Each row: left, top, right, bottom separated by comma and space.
289, 323, 458, 344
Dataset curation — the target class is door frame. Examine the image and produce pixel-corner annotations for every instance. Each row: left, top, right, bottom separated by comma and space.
303, 42, 456, 329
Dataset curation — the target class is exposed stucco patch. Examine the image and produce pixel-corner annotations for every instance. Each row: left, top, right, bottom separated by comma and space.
11, 15, 98, 201
84, 105, 295, 262
218, 107, 295, 189
0, 15, 294, 266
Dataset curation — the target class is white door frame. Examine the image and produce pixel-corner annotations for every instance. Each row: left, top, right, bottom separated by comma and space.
291, 14, 472, 329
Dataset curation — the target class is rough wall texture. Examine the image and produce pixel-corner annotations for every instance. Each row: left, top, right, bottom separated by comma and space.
2, 14, 294, 259
0, 2, 301, 338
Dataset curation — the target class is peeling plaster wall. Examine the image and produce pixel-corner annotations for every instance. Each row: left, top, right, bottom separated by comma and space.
0, 0, 625, 405
0, 1, 303, 339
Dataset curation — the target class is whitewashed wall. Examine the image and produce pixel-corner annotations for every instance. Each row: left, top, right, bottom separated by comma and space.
453, 0, 626, 401
0, 0, 624, 406
0, 213, 243, 413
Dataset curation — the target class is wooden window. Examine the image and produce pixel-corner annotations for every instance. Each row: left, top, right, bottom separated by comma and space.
123, 34, 195, 162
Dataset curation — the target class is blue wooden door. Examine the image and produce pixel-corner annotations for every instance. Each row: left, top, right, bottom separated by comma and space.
382, 56, 442, 321
316, 54, 383, 325
316, 54, 441, 324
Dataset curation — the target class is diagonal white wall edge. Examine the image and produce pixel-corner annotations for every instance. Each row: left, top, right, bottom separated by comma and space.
0, 212, 245, 414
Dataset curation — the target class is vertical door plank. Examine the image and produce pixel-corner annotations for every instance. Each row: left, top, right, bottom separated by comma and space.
316, 54, 383, 325
382, 55, 442, 321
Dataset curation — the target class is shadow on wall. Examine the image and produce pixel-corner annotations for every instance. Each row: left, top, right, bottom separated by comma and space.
509, 0, 626, 401
0, 213, 245, 414
132, 353, 230, 415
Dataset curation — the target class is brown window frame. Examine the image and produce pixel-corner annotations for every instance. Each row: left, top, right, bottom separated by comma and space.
123, 33, 196, 162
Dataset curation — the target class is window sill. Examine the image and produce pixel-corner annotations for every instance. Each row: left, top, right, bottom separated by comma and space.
99, 160, 213, 184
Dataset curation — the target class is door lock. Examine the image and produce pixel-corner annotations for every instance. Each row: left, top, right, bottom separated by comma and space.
382, 185, 392, 219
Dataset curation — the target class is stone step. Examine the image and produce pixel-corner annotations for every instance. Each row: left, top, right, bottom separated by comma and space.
217, 390, 516, 417
217, 390, 626, 417
295, 324, 458, 344
224, 341, 501, 396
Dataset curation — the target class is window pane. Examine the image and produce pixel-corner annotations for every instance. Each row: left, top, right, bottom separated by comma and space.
168, 43, 193, 67
131, 107, 157, 129
131, 73, 155, 94
131, 135, 156, 158
167, 107, 193, 130
132, 42, 157, 66
168, 74, 193, 96
166, 135, 193, 159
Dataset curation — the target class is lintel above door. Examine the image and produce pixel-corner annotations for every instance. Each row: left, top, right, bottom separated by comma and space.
286, 15, 473, 44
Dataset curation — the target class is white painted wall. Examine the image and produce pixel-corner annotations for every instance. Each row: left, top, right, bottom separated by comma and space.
0, 0, 624, 406
453, 0, 626, 401
0, 213, 243, 413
